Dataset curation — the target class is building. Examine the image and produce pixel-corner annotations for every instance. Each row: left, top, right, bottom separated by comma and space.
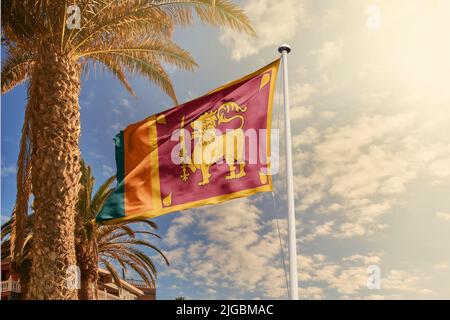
1, 260, 155, 300
1, 258, 21, 300
96, 268, 156, 300
124, 278, 156, 300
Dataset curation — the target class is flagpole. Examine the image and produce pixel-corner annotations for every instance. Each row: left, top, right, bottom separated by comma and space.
278, 44, 299, 300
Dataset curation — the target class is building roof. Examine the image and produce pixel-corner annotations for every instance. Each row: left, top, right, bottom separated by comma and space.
97, 268, 144, 296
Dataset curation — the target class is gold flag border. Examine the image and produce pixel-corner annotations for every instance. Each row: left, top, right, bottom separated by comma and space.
102, 59, 280, 224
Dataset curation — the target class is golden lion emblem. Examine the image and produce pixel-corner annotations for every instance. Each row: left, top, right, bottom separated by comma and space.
180, 102, 247, 186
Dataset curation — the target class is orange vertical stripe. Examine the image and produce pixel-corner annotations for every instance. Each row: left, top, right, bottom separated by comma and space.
123, 117, 154, 215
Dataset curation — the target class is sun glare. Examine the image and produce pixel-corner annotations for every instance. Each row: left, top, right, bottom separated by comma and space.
378, 1, 450, 100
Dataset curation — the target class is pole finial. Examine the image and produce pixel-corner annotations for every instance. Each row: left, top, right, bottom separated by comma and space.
278, 44, 292, 54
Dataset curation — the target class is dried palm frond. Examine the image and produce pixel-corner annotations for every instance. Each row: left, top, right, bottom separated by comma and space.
10, 103, 33, 259
1, 48, 33, 94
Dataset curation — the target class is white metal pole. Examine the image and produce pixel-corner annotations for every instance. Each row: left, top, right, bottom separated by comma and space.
278, 44, 299, 300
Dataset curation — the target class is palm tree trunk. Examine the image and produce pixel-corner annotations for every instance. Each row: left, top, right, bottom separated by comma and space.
75, 212, 99, 300
26, 49, 82, 300
76, 230, 99, 300
20, 279, 30, 300
79, 273, 96, 300
17, 259, 32, 299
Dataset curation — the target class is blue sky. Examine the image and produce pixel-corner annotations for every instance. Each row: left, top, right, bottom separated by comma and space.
2, 0, 450, 299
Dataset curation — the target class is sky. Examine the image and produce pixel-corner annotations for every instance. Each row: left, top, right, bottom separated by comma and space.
2, 0, 450, 299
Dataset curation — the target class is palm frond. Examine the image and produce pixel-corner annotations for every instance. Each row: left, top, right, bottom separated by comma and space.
69, 0, 255, 53
91, 56, 136, 96
114, 250, 156, 286
1, 49, 33, 94
124, 219, 159, 230
1, 217, 14, 240
151, 0, 255, 35
99, 225, 135, 244
68, 2, 175, 53
2, 1, 67, 43
193, 0, 255, 35
109, 230, 161, 242
64, 0, 121, 50
10, 103, 33, 259
122, 256, 155, 287
96, 214, 167, 287
99, 257, 123, 288
90, 175, 117, 215
116, 225, 136, 238
101, 249, 156, 288
108, 238, 169, 266
96, 224, 116, 242
77, 37, 197, 71
132, 249, 159, 275
77, 36, 197, 102
117, 54, 178, 103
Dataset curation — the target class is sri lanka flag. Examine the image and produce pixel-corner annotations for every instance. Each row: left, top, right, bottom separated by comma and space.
97, 60, 280, 224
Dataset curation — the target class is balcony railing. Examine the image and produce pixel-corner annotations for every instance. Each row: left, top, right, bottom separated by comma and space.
97, 290, 121, 300
1, 279, 21, 293
0, 278, 138, 300
124, 278, 155, 289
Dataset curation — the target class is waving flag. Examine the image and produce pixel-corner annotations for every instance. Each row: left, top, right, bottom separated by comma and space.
97, 60, 280, 224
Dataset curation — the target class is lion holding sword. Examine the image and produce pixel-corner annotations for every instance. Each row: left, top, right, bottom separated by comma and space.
180, 102, 248, 186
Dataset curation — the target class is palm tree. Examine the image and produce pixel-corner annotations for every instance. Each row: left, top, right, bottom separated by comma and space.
2, 161, 169, 300
1, 1, 254, 299
75, 161, 114, 300
76, 161, 169, 299
96, 219, 169, 298
1, 212, 33, 298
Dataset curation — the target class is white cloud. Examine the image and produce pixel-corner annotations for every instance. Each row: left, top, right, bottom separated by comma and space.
300, 255, 368, 295
101, 164, 115, 177
159, 199, 432, 298
299, 286, 324, 299
1, 165, 16, 177
293, 112, 422, 238
378, 177, 407, 194
296, 253, 429, 298
382, 270, 423, 293
282, 83, 317, 122
111, 98, 133, 116
336, 223, 365, 238
291, 83, 317, 105
301, 221, 335, 242
311, 40, 343, 70
434, 263, 449, 270
87, 151, 104, 160
159, 198, 294, 298
428, 158, 450, 179
436, 212, 450, 221
110, 122, 124, 133
219, 0, 306, 60
165, 214, 195, 246
320, 111, 336, 119
290, 106, 312, 121
293, 127, 320, 147
343, 254, 381, 265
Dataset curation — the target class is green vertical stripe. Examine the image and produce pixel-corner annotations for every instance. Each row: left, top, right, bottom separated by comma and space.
115, 131, 125, 183
96, 131, 126, 224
